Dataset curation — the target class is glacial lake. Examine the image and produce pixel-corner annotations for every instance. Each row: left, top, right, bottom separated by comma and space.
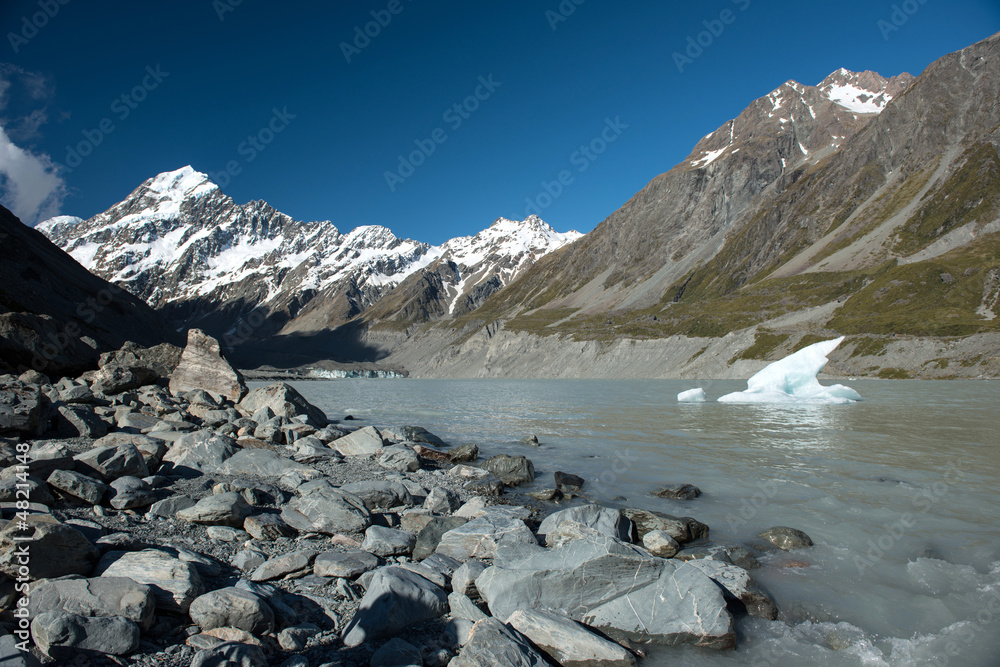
273, 378, 1000, 666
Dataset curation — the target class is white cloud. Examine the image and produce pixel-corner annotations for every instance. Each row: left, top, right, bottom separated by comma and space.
0, 122, 65, 225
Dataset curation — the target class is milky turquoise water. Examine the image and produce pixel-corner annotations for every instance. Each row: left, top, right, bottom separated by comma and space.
271, 378, 1000, 666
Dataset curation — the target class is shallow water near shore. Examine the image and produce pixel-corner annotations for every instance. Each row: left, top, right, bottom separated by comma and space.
263, 378, 1000, 666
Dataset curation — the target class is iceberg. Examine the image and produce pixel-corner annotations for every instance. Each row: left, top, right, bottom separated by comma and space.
717, 336, 861, 404
677, 388, 708, 403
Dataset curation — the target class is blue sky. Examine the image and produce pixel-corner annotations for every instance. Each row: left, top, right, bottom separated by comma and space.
1, 0, 998, 243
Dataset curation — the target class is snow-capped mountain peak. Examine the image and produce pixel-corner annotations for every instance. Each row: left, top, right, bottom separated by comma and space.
38, 168, 583, 340
145, 165, 218, 199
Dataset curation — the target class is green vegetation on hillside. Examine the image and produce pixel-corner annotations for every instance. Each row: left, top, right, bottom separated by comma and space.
894, 142, 1000, 256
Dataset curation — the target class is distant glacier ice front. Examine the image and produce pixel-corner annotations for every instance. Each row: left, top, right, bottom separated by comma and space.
679, 337, 861, 404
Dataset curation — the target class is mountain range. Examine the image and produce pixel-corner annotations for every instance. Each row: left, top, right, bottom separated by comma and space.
37, 31, 1000, 379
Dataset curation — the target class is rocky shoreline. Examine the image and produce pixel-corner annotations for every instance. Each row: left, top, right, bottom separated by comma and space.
0, 330, 815, 666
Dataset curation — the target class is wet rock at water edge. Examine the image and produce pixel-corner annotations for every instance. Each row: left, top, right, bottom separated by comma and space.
479, 454, 535, 486
758, 526, 813, 550
653, 483, 702, 500
507, 608, 637, 667
450, 618, 548, 667
554, 471, 585, 493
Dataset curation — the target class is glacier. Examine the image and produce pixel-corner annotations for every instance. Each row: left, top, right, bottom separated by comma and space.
717, 336, 861, 404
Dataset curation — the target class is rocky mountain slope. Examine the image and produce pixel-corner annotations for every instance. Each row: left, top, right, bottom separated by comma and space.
0, 205, 178, 376
374, 34, 1000, 379
38, 169, 579, 364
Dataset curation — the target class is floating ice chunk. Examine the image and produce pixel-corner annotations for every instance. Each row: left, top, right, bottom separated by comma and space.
718, 336, 861, 404
677, 388, 708, 403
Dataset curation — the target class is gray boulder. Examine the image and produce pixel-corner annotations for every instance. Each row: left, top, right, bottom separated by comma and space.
653, 483, 702, 500
507, 608, 637, 667
280, 480, 370, 535
160, 430, 236, 476
451, 560, 488, 598
362, 525, 416, 557
479, 454, 535, 486
758, 526, 813, 550
622, 507, 709, 544
92, 364, 158, 395
168, 329, 247, 402
221, 447, 318, 479
243, 514, 296, 541
47, 469, 107, 504
55, 404, 108, 438
371, 637, 423, 667
74, 443, 149, 482
27, 577, 155, 631
435, 513, 536, 561
332, 426, 385, 457
378, 445, 421, 472
249, 550, 317, 582
423, 486, 461, 514
413, 516, 470, 561
98, 341, 182, 379
341, 566, 448, 647
176, 492, 252, 527
97, 549, 204, 613
313, 550, 379, 579
642, 530, 680, 558
450, 618, 548, 667
554, 471, 585, 492
448, 591, 489, 622
0, 474, 54, 505
147, 495, 196, 519
0, 381, 43, 434
477, 530, 734, 649
340, 479, 414, 510
189, 587, 275, 634
0, 515, 98, 580
237, 382, 326, 426
686, 558, 778, 620
537, 505, 632, 546
382, 426, 447, 447
30, 611, 140, 658
448, 443, 480, 463
107, 476, 157, 510
190, 641, 267, 667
